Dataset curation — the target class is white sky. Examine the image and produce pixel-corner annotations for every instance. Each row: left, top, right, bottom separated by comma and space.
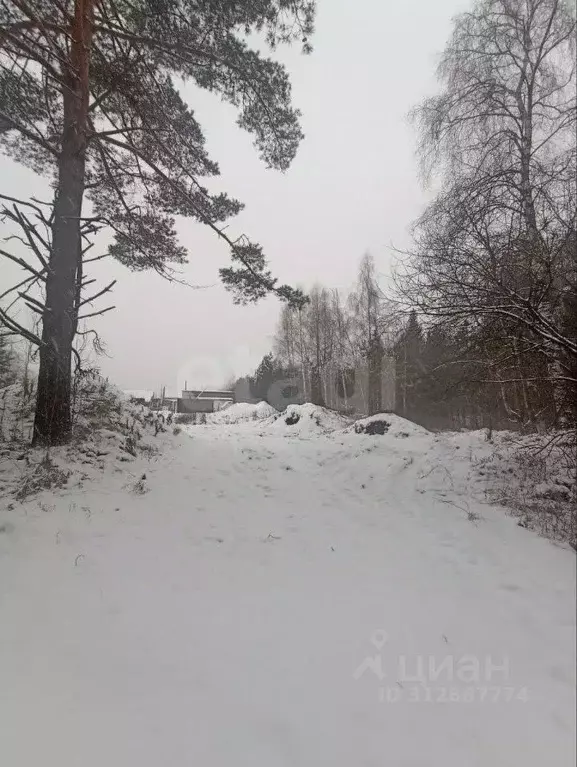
0, 0, 469, 393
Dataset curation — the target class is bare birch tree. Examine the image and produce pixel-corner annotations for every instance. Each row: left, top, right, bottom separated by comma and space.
401, 0, 576, 425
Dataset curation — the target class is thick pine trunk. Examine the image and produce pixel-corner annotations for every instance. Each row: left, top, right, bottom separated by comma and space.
32, 181, 79, 444
32, 0, 93, 446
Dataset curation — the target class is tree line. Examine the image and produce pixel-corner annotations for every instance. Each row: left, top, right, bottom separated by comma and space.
238, 0, 576, 434
399, 0, 576, 430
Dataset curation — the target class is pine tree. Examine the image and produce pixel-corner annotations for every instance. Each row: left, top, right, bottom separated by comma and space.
251, 354, 276, 402
394, 310, 423, 419
0, 0, 315, 444
0, 334, 18, 388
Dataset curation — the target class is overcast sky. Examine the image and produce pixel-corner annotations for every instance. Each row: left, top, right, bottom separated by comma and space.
1, 0, 469, 394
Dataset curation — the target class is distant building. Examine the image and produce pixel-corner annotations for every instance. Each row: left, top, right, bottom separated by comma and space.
177, 389, 235, 414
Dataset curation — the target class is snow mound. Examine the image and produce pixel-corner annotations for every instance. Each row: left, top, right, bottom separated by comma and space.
207, 401, 278, 425
264, 403, 351, 435
350, 412, 429, 437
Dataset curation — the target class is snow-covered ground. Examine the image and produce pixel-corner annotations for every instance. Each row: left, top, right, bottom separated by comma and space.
205, 401, 278, 424
0, 407, 575, 766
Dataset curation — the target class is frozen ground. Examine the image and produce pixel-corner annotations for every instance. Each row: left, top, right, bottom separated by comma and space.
0, 408, 575, 766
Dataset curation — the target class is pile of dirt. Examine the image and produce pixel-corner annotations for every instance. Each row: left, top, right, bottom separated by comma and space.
350, 413, 430, 438
263, 403, 352, 435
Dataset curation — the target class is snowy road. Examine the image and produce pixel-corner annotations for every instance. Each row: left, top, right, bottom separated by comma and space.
1, 420, 575, 766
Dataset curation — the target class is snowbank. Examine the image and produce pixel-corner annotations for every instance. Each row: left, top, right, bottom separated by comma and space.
206, 401, 278, 425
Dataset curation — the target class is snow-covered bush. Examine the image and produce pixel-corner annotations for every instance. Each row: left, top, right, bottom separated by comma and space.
175, 413, 196, 425
0, 380, 36, 444
478, 431, 576, 549
14, 453, 70, 500
0, 373, 174, 501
